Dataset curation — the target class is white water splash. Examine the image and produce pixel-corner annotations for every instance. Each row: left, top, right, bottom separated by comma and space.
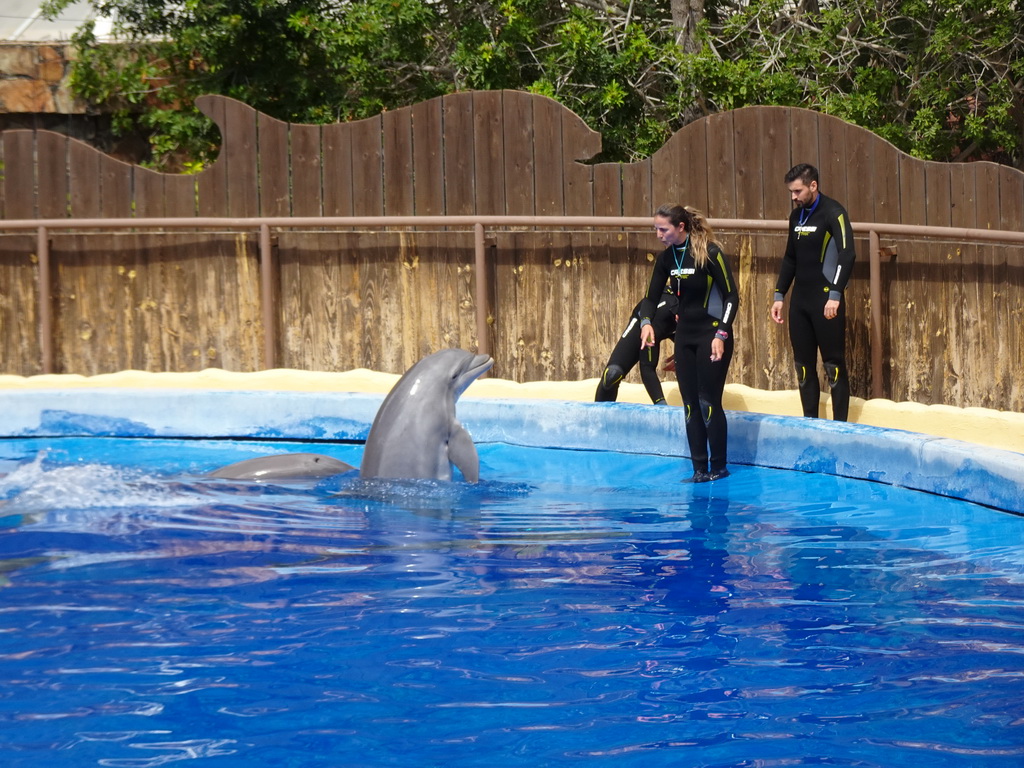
0, 452, 214, 533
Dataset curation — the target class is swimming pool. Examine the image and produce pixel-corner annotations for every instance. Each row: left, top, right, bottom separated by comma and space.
1, 390, 1022, 767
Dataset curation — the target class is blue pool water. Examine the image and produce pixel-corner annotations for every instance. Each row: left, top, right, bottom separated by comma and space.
1, 435, 1022, 767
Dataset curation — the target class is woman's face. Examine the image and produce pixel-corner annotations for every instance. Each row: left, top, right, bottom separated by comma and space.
654, 215, 687, 247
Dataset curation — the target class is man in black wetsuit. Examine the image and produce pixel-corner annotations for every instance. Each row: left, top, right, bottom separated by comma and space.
770, 163, 856, 421
595, 289, 678, 404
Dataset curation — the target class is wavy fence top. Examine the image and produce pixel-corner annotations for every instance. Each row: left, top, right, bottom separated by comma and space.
2, 90, 1023, 230
2, 90, 1024, 228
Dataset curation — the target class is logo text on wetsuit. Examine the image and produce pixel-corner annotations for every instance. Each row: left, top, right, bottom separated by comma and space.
670, 268, 696, 278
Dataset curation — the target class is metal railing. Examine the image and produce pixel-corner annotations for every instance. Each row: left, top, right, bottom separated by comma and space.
3, 214, 1024, 398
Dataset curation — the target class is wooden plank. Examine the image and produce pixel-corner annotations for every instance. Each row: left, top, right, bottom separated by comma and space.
3, 132, 36, 219
411, 96, 444, 216
355, 230, 400, 372
593, 163, 622, 217
575, 231, 613, 374
502, 90, 535, 216
99, 155, 134, 218
533, 95, 564, 216
350, 115, 384, 216
562, 103, 601, 216
844, 123, 873, 223
473, 91, 506, 215
488, 231, 524, 378
1002, 237, 1024, 411
223, 97, 259, 217
621, 159, 652, 217
995, 165, 1024, 410
0, 232, 40, 373
68, 139, 101, 218
949, 163, 977, 229
705, 111, 736, 219
543, 231, 579, 376
196, 95, 228, 216
969, 164, 1005, 402
134, 167, 165, 219
0, 132, 5, 218
844, 234, 873, 402
383, 107, 414, 216
652, 121, 706, 211
442, 93, 475, 215
679, 118, 710, 213
890, 153, 927, 402
276, 231, 344, 369
817, 112, 848, 209
788, 108, 820, 178
51, 234, 118, 373
759, 107, 792, 221
732, 106, 764, 219
979, 242, 1011, 408
163, 173, 197, 218
997, 164, 1024, 232
37, 131, 68, 219
973, 163, 1000, 230
258, 113, 291, 217
871, 142, 902, 224
388, 111, 421, 217
322, 122, 354, 217
924, 161, 952, 228
291, 123, 323, 217
898, 155, 927, 224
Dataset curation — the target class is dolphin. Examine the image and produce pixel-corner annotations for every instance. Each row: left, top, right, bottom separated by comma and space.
360, 348, 494, 482
208, 453, 355, 481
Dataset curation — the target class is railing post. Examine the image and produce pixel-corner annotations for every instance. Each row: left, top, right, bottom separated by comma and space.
259, 223, 276, 370
869, 228, 883, 399
474, 222, 490, 364
37, 225, 54, 375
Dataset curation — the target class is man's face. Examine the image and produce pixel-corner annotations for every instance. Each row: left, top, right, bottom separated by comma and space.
788, 178, 818, 208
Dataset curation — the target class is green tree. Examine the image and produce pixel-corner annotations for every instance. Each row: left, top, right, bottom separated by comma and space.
44, 0, 1024, 171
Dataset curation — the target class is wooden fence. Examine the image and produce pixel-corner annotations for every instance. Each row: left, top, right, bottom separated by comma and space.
1, 91, 1022, 412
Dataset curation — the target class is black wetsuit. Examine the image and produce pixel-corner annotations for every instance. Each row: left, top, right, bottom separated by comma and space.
640, 240, 739, 475
774, 193, 856, 421
596, 289, 678, 404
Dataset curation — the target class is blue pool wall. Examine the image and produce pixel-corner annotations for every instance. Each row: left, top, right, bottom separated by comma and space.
1, 388, 1022, 514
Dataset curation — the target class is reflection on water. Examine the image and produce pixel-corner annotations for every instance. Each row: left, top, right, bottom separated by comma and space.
0, 439, 1022, 767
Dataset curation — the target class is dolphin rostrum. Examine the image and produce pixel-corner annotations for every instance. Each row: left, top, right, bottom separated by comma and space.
359, 348, 493, 482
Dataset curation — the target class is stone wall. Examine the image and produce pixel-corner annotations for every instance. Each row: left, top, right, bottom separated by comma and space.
0, 42, 149, 162
0, 43, 85, 114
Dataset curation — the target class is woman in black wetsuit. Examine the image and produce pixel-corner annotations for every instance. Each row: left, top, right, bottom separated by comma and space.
595, 288, 678, 404
639, 205, 739, 483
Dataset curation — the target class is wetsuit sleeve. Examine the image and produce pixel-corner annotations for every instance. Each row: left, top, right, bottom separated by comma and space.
709, 245, 739, 332
638, 250, 670, 323
825, 204, 856, 301
774, 211, 799, 302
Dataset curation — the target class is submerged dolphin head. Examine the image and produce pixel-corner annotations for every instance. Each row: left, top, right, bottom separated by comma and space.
360, 349, 494, 482
209, 453, 355, 481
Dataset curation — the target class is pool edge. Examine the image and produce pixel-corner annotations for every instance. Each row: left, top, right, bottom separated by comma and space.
1, 388, 1022, 514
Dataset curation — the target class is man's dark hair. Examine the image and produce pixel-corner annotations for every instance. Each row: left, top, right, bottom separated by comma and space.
785, 163, 819, 186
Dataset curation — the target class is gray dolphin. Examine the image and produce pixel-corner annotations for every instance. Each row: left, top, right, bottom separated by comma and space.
360, 348, 494, 482
209, 453, 355, 481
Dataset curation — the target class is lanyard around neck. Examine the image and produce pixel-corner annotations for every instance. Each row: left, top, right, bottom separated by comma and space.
797, 194, 821, 234
672, 237, 690, 294
672, 237, 690, 272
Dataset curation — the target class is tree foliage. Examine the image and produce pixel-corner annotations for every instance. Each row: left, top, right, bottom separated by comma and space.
44, 0, 1024, 171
